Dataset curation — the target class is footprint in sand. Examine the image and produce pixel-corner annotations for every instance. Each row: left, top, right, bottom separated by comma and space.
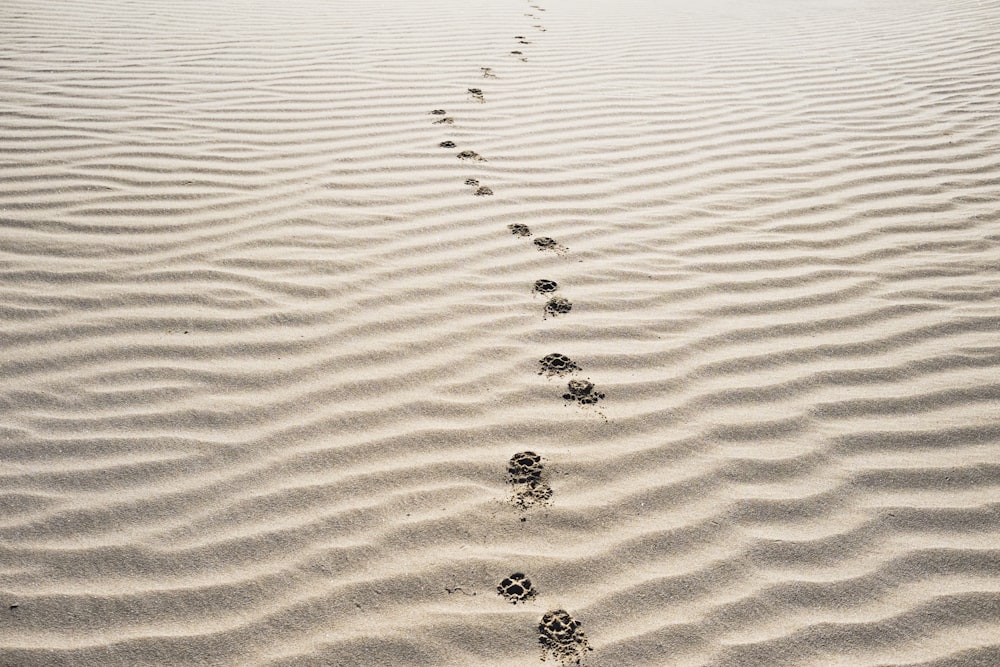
507, 451, 553, 510
463, 179, 493, 195
481, 67, 497, 78
440, 141, 457, 148
434, 116, 455, 125
468, 87, 485, 102
511, 50, 528, 62
458, 150, 486, 162
538, 610, 592, 665
538, 353, 580, 377
515, 35, 531, 44
563, 378, 605, 406
430, 109, 447, 115
497, 573, 537, 604
533, 279, 558, 294
544, 296, 572, 318
533, 237, 568, 254
508, 223, 532, 237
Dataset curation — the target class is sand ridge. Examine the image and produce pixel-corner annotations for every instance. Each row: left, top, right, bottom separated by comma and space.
1, 0, 1000, 665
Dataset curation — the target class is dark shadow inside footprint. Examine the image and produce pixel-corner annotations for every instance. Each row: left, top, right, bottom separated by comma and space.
563, 379, 605, 406
440, 141, 456, 148
458, 150, 486, 161
465, 178, 479, 186
498, 573, 537, 604
508, 223, 531, 236
508, 450, 543, 484
468, 88, 485, 102
430, 109, 446, 115
539, 610, 591, 665
433, 117, 454, 125
474, 186, 493, 196
544, 296, 572, 318
539, 353, 580, 376
533, 279, 558, 294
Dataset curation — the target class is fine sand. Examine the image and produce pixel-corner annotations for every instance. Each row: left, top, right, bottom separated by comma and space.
2, 0, 999, 665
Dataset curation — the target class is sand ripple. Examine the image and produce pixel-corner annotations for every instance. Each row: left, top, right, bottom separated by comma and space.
1, 0, 998, 664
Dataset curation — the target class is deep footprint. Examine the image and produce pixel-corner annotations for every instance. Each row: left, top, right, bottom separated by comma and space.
468, 87, 485, 102
533, 279, 558, 294
544, 296, 572, 317
539, 610, 591, 665
440, 141, 457, 148
508, 223, 531, 236
538, 353, 580, 377
507, 451, 552, 510
497, 573, 537, 604
474, 186, 493, 196
563, 379, 605, 406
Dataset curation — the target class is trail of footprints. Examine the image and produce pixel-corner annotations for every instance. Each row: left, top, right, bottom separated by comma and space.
429, 2, 593, 663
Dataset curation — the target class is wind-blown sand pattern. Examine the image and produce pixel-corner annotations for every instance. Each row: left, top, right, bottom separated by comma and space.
2, 0, 999, 665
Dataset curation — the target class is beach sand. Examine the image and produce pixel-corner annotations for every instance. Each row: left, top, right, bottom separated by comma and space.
1, 0, 998, 664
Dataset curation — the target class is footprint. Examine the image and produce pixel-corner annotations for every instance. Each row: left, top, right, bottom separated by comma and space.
515, 36, 531, 44
538, 610, 592, 665
474, 186, 494, 196
429, 109, 447, 115
511, 50, 528, 62
538, 353, 580, 377
507, 451, 553, 510
533, 279, 558, 294
481, 67, 497, 78
508, 450, 544, 484
497, 573, 537, 604
533, 237, 568, 254
433, 117, 455, 125
465, 178, 480, 186
563, 379, 605, 406
508, 223, 532, 236
458, 150, 486, 161
544, 296, 572, 318
468, 87, 485, 102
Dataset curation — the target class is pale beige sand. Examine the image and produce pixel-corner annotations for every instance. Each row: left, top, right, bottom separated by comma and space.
2, 0, 999, 665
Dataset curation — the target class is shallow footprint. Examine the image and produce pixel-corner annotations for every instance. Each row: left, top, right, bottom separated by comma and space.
429, 109, 447, 115
508, 223, 532, 237
539, 610, 591, 665
481, 67, 497, 78
474, 186, 494, 196
563, 379, 605, 406
533, 237, 568, 254
440, 141, 457, 148
458, 150, 486, 161
538, 353, 580, 377
465, 178, 480, 186
497, 573, 537, 604
468, 87, 485, 102
433, 116, 454, 125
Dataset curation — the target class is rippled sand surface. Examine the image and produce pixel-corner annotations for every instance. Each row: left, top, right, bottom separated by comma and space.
2, 0, 999, 665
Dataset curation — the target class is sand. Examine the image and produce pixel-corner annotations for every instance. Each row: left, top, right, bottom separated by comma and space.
1, 0, 999, 665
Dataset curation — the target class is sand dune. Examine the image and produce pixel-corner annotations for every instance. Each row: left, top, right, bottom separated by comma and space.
1, 0, 998, 664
